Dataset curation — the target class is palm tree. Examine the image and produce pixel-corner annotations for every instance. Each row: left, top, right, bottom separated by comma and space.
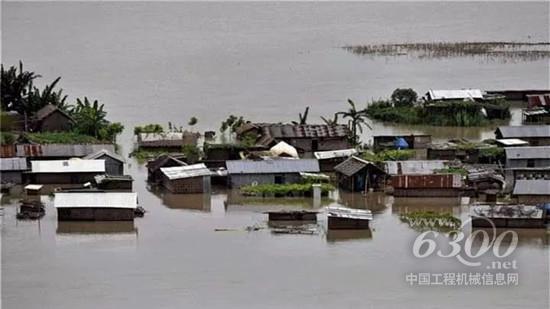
320, 113, 339, 127
71, 97, 108, 138
292, 106, 309, 125
1, 61, 41, 130
336, 99, 371, 146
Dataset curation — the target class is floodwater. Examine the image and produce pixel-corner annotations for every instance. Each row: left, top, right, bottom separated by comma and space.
1, 2, 549, 309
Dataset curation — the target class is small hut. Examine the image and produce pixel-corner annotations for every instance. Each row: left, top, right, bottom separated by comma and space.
84, 149, 125, 175
146, 154, 187, 183
55, 192, 138, 221
160, 163, 211, 194
513, 179, 550, 204
334, 156, 386, 192
33, 104, 74, 132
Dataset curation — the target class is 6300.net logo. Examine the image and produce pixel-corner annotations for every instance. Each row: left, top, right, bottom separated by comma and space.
412, 217, 518, 268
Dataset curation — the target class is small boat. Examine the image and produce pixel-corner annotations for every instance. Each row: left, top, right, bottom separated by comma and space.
264, 210, 318, 222
16, 200, 45, 220
327, 206, 372, 230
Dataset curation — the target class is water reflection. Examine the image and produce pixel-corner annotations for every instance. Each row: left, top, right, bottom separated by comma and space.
56, 221, 137, 234
149, 185, 211, 211
336, 191, 389, 213
326, 229, 373, 242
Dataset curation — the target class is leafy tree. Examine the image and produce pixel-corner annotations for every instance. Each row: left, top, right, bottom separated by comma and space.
27, 77, 69, 113
71, 97, 108, 138
134, 124, 164, 135
1, 62, 41, 130
336, 99, 371, 146
220, 115, 248, 133
100, 122, 124, 143
391, 88, 418, 107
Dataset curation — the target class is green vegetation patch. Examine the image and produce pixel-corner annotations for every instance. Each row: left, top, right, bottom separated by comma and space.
240, 183, 335, 197
362, 149, 415, 163
25, 132, 101, 144
400, 211, 462, 232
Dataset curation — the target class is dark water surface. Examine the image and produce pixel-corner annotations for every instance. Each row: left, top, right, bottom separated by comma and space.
2, 2, 549, 308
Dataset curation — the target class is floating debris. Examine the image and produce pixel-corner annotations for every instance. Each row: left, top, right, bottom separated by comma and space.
134, 206, 146, 218
400, 211, 461, 232
343, 41, 550, 62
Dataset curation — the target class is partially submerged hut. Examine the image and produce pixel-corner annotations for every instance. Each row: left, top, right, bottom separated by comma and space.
84, 149, 125, 175
147, 154, 187, 183
384, 160, 447, 176
423, 89, 484, 102
512, 179, 550, 204
495, 125, 550, 146
0, 157, 28, 184
391, 174, 463, 197
373, 135, 431, 151
33, 104, 74, 132
470, 204, 545, 228
55, 192, 138, 221
138, 132, 199, 150
314, 148, 358, 172
94, 174, 133, 191
225, 158, 320, 188
334, 156, 386, 192
28, 159, 105, 184
236, 123, 351, 155
160, 163, 211, 194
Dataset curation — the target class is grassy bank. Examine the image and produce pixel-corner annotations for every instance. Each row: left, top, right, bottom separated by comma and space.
366, 100, 510, 127
24, 132, 103, 144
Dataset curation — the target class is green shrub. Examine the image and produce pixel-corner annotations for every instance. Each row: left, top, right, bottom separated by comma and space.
240, 183, 335, 197
24, 132, 101, 144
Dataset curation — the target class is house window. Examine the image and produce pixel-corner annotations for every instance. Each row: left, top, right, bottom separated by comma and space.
274, 175, 285, 184
527, 159, 535, 168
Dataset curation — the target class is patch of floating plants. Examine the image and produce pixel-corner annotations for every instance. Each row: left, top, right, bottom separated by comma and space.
343, 41, 550, 62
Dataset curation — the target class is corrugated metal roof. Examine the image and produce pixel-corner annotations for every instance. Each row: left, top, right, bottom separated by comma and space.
527, 94, 550, 109
314, 148, 358, 160
84, 149, 125, 163
54, 192, 137, 209
427, 89, 483, 100
505, 146, 550, 160
385, 160, 447, 175
247, 123, 349, 140
471, 204, 543, 219
327, 206, 373, 220
496, 139, 529, 146
31, 159, 105, 173
226, 158, 319, 174
334, 156, 379, 177
513, 179, 550, 195
139, 132, 184, 142
16, 144, 116, 157
0, 157, 28, 171
160, 163, 211, 180
496, 125, 550, 138
94, 174, 133, 184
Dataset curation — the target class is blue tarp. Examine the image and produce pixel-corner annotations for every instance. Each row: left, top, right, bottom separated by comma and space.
394, 137, 409, 149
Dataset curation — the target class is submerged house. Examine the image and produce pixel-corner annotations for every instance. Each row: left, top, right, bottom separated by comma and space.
226, 158, 320, 188
55, 192, 138, 221
372, 135, 432, 151
138, 132, 199, 150
391, 174, 463, 197
236, 123, 351, 155
314, 148, 358, 172
334, 156, 386, 192
33, 104, 74, 132
423, 89, 484, 102
160, 163, 211, 194
504, 146, 550, 190
147, 154, 187, 183
495, 125, 550, 146
0, 157, 28, 184
16, 143, 116, 160
28, 159, 105, 184
512, 179, 550, 204
84, 149, 125, 175
94, 174, 133, 191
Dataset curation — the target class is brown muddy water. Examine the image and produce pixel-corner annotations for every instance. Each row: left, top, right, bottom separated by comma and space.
2, 2, 550, 308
